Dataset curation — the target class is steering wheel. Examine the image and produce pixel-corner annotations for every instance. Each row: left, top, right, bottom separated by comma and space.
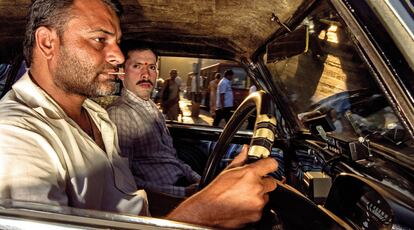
198, 91, 350, 229
199, 91, 277, 189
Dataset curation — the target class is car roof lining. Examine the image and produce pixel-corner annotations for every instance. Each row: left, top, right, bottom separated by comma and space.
0, 0, 310, 63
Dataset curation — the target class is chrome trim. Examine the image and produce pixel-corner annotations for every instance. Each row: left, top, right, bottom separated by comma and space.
248, 145, 271, 158
253, 128, 275, 142
317, 205, 353, 230
0, 200, 210, 230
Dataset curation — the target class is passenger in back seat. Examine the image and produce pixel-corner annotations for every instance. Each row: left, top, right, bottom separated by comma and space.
107, 45, 200, 198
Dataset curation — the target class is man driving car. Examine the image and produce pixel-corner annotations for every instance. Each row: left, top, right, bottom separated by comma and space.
0, 0, 278, 228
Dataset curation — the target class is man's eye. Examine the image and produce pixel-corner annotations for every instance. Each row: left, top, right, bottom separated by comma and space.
94, 37, 106, 43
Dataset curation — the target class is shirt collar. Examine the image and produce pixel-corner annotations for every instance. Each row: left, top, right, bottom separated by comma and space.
121, 88, 152, 105
12, 72, 67, 119
120, 88, 159, 117
12, 71, 109, 120
223, 77, 230, 83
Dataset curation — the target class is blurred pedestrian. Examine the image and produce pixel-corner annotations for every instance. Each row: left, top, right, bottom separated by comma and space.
208, 72, 221, 117
213, 69, 234, 126
161, 69, 180, 120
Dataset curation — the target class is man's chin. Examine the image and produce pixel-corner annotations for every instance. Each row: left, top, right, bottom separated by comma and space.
93, 83, 117, 97
136, 90, 152, 100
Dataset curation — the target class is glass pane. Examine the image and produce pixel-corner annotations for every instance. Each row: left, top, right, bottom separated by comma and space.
92, 57, 252, 128
264, 2, 414, 150
0, 64, 11, 95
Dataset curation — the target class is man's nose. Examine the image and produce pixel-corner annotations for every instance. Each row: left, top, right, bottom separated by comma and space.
106, 43, 125, 66
141, 66, 150, 78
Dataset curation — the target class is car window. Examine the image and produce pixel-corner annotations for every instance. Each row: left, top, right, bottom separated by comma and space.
0, 64, 11, 95
93, 57, 252, 128
263, 2, 414, 152
230, 67, 248, 89
0, 61, 27, 98
158, 57, 252, 127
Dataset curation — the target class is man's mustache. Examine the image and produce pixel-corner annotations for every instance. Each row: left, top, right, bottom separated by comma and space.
136, 80, 154, 86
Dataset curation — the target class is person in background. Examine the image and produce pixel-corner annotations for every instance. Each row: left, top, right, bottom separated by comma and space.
174, 72, 183, 119
213, 69, 234, 126
107, 46, 200, 197
190, 72, 204, 101
152, 78, 164, 103
185, 72, 193, 99
208, 72, 221, 117
160, 69, 180, 120
175, 74, 182, 91
0, 0, 278, 229
249, 82, 257, 94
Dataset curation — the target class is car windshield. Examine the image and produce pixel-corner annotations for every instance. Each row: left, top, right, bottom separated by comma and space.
263, 2, 414, 153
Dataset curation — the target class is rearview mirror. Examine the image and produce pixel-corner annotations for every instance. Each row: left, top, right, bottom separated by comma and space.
266, 26, 309, 63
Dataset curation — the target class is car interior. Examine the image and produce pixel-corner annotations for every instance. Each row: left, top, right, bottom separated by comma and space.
0, 0, 414, 229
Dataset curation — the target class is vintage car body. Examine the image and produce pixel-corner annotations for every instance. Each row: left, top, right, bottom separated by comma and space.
0, 0, 413, 229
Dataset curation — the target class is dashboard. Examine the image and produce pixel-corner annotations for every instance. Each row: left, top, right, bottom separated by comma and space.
324, 174, 414, 229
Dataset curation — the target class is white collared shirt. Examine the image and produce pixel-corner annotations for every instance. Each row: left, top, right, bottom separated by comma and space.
216, 77, 233, 109
0, 72, 148, 215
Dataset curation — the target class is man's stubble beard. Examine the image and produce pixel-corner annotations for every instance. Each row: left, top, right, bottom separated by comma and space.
53, 45, 116, 97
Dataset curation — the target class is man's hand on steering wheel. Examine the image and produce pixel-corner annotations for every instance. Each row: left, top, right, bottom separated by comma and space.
167, 92, 281, 228
225, 145, 250, 169
167, 146, 278, 229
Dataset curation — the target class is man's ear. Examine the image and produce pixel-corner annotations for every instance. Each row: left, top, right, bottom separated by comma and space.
35, 26, 59, 60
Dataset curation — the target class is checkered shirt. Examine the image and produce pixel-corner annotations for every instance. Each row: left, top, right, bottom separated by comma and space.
107, 89, 200, 197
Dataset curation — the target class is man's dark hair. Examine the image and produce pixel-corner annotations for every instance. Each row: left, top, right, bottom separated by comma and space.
214, 73, 221, 80
121, 42, 159, 62
23, 0, 123, 67
224, 69, 234, 77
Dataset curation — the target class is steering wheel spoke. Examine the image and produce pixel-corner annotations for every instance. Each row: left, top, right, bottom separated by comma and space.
199, 91, 277, 189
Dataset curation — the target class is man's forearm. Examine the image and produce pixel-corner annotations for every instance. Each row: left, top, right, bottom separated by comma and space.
166, 144, 278, 229
166, 189, 215, 227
